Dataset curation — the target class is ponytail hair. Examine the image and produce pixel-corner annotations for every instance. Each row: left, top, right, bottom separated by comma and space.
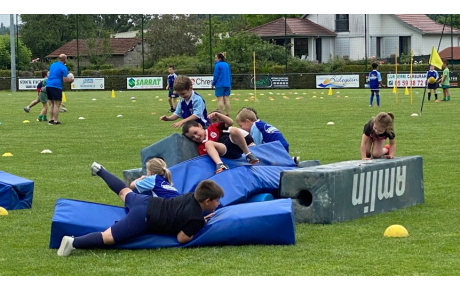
373, 112, 395, 136
216, 53, 225, 62
146, 158, 173, 186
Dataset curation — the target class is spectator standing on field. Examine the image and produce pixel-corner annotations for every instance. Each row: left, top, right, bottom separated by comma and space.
212, 53, 232, 116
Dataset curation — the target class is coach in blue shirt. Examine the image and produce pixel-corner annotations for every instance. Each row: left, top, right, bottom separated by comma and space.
212, 53, 232, 116
46, 54, 73, 125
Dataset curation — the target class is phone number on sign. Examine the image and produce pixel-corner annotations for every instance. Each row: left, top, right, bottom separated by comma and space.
388, 79, 427, 87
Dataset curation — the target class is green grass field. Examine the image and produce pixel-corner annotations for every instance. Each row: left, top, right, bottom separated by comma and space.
0, 86, 459, 276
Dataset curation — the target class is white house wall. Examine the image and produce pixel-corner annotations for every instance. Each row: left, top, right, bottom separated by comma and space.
306, 14, 460, 61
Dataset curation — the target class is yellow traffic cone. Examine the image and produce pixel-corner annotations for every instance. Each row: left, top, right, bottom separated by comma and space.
328, 87, 332, 95
111, 90, 115, 98
405, 87, 409, 95
62, 92, 66, 102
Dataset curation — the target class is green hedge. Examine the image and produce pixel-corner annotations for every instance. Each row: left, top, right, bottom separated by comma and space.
1, 63, 458, 91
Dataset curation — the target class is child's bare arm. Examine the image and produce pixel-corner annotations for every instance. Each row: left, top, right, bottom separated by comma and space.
386, 139, 396, 159
129, 175, 146, 189
360, 134, 371, 160
209, 112, 233, 127
177, 231, 193, 244
159, 114, 179, 122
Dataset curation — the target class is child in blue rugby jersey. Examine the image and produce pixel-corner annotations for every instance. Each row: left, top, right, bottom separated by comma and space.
166, 65, 179, 112
160, 75, 209, 129
130, 158, 180, 199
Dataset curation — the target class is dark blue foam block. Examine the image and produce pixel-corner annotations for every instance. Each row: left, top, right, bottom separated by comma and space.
210, 166, 294, 207
246, 193, 274, 203
170, 141, 296, 195
49, 198, 295, 249
0, 171, 34, 210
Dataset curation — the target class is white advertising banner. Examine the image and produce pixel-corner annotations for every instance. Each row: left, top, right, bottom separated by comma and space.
189, 76, 213, 89
316, 75, 360, 88
387, 74, 427, 88
19, 78, 43, 90
71, 78, 105, 90
127, 77, 163, 89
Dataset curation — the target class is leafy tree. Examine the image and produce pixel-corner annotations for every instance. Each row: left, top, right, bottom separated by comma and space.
144, 14, 205, 65
20, 14, 77, 59
197, 30, 290, 73
428, 14, 460, 29
0, 23, 9, 35
0, 35, 32, 70
93, 14, 153, 34
85, 31, 113, 69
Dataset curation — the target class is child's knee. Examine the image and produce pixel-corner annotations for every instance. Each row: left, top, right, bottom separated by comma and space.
229, 127, 240, 136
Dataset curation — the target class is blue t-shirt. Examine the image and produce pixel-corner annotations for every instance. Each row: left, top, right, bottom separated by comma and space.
250, 119, 289, 153
212, 61, 232, 87
168, 73, 177, 88
134, 175, 180, 199
174, 90, 209, 128
426, 70, 439, 80
46, 61, 68, 89
368, 70, 382, 90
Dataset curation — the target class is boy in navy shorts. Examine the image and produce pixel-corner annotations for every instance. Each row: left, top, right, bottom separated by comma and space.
57, 162, 224, 256
182, 111, 259, 174
368, 62, 385, 107
166, 65, 178, 112
426, 65, 439, 102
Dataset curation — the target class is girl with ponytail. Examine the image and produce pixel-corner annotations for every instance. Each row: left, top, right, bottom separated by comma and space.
130, 158, 180, 199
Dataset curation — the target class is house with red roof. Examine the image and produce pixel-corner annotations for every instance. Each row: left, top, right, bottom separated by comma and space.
248, 15, 460, 63
46, 38, 143, 68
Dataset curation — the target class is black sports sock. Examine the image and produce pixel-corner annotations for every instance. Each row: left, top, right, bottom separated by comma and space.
97, 167, 127, 195
73, 232, 105, 249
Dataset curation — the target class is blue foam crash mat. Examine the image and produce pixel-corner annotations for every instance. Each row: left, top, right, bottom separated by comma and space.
209, 165, 294, 207
170, 141, 296, 195
0, 171, 34, 210
49, 198, 295, 249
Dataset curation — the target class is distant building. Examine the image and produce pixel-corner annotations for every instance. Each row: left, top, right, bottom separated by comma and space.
248, 15, 460, 63
47, 38, 143, 68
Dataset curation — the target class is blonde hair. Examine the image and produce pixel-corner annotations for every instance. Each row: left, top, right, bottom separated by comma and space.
373, 112, 395, 136
236, 108, 257, 123
146, 158, 173, 186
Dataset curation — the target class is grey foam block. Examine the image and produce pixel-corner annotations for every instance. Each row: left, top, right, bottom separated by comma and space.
279, 156, 424, 224
298, 160, 320, 168
122, 168, 143, 186
140, 133, 199, 174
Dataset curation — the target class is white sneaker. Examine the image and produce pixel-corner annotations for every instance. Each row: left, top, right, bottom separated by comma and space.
24, 106, 30, 113
292, 156, 300, 165
91, 162, 103, 176
57, 236, 75, 257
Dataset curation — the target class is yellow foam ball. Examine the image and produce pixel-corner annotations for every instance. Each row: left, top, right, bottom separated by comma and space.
0, 207, 8, 216
384, 224, 408, 238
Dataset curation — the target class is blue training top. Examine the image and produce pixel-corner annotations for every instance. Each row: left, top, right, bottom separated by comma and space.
426, 70, 439, 80
250, 119, 290, 153
368, 70, 382, 90
134, 175, 180, 199
174, 90, 209, 128
46, 61, 68, 89
168, 73, 177, 88
212, 60, 232, 87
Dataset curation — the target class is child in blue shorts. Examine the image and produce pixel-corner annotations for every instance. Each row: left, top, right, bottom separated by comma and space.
166, 65, 179, 112
57, 162, 224, 256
